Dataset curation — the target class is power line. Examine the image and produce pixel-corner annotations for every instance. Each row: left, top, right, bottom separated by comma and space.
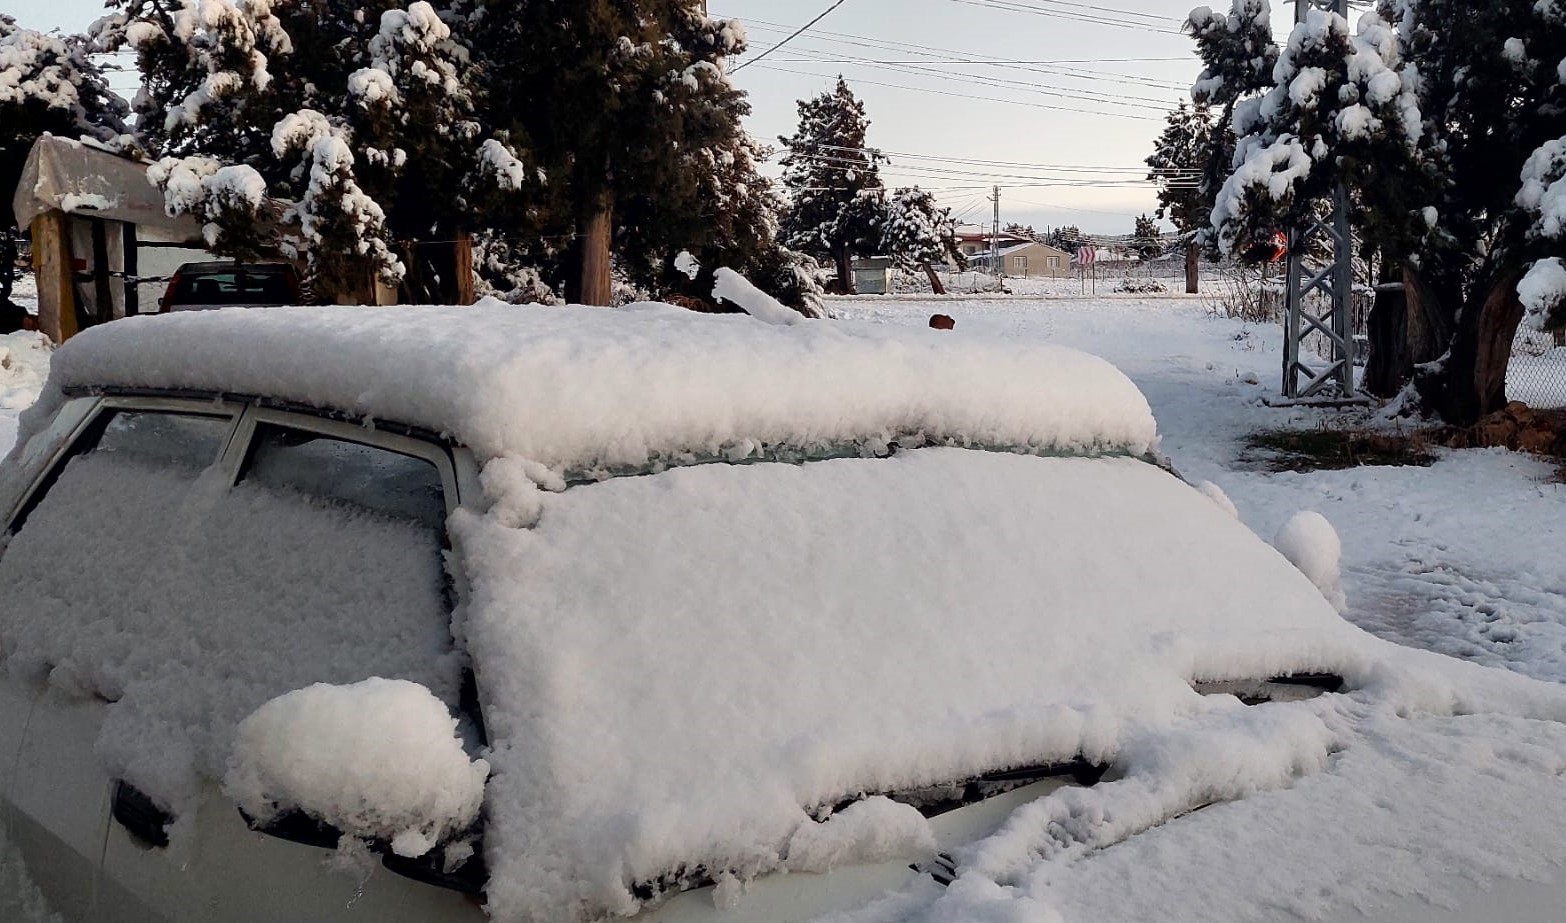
948, 0, 1185, 35
750, 64, 1165, 121
731, 0, 852, 74
769, 45, 1179, 109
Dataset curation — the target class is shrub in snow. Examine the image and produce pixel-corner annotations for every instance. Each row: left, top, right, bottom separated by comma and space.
1116, 278, 1169, 295
225, 678, 488, 859
1273, 511, 1346, 612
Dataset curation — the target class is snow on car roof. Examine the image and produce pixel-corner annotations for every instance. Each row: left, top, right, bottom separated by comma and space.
34, 300, 1157, 472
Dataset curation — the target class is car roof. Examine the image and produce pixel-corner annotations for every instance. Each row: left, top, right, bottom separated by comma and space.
37, 300, 1159, 474
173, 261, 295, 274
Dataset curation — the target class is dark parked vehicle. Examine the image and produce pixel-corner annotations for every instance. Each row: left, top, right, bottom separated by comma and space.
158, 262, 302, 313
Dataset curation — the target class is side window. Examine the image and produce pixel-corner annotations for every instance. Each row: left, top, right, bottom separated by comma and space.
6, 409, 232, 535
0, 408, 461, 814
91, 410, 232, 470
239, 423, 449, 530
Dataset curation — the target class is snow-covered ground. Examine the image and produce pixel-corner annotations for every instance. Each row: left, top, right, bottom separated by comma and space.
835, 295, 1566, 685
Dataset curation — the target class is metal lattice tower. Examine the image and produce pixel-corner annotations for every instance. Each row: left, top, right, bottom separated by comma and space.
1282, 0, 1360, 402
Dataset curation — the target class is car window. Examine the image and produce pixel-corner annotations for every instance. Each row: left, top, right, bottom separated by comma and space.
92, 410, 233, 469
171, 268, 294, 305
239, 423, 449, 530
0, 407, 460, 814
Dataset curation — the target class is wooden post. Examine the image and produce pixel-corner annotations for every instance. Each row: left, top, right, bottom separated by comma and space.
123, 223, 139, 316
579, 196, 614, 306
454, 230, 475, 305
90, 219, 114, 326
30, 211, 77, 344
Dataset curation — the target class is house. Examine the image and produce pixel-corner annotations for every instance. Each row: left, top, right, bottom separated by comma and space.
954, 225, 1031, 259
994, 241, 1074, 278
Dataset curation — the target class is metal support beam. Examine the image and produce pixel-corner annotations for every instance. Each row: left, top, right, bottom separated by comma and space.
1281, 0, 1360, 403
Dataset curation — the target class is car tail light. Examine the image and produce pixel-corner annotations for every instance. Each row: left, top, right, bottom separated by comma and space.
160, 271, 181, 313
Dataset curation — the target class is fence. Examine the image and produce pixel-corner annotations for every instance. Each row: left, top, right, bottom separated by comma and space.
1252, 284, 1566, 409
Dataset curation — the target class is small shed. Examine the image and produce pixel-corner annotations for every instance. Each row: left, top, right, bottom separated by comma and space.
12, 135, 226, 343
852, 256, 895, 295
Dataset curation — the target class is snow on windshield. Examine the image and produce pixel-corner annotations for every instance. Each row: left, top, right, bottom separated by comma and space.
25, 302, 1158, 474
456, 448, 1393, 921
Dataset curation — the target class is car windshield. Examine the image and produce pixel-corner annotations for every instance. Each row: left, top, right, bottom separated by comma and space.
171, 267, 294, 305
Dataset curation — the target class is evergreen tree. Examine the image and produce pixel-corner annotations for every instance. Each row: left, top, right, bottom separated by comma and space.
778, 78, 887, 294
105, 0, 481, 301
1194, 1, 1566, 422
464, 0, 759, 305
1132, 214, 1162, 261
881, 186, 964, 294
1047, 225, 1087, 252
0, 16, 128, 311
1146, 102, 1225, 292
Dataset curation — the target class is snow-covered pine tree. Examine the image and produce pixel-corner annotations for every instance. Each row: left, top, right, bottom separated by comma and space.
881, 187, 963, 294
1, 15, 128, 308
463, 0, 759, 306
1145, 102, 1224, 292
1195, 0, 1566, 422
1133, 214, 1163, 261
779, 77, 887, 294
1047, 225, 1087, 252
111, 0, 484, 302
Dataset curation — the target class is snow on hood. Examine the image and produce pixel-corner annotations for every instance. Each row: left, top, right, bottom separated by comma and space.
456, 448, 1423, 922
27, 301, 1158, 474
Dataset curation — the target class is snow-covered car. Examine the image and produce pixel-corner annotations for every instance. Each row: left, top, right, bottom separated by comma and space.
4, 303, 1566, 923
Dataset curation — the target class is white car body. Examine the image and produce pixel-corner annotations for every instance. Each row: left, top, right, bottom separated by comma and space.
4, 303, 1566, 923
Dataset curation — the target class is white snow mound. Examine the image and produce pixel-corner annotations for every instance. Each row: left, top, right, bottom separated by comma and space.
1274, 510, 1347, 612
225, 678, 488, 858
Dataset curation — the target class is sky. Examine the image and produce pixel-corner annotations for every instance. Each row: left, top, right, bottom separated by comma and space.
7, 0, 1315, 237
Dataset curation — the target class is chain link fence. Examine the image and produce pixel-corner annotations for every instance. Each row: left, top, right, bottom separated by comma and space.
1246, 278, 1566, 409
1509, 325, 1566, 409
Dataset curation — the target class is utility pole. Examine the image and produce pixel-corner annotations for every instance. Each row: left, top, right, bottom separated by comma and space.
1281, 0, 1360, 403
990, 185, 1001, 283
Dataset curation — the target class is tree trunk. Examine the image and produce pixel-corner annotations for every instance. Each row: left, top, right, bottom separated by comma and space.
923, 263, 946, 295
1403, 265, 1453, 366
578, 194, 614, 306
1362, 267, 1408, 399
835, 248, 854, 295
1414, 269, 1525, 425
1184, 242, 1199, 295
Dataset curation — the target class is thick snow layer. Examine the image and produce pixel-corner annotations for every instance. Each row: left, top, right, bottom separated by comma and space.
28, 302, 1160, 472
1519, 257, 1566, 330
0, 451, 460, 808
711, 267, 802, 326
226, 679, 488, 858
457, 448, 1392, 920
1274, 510, 1348, 612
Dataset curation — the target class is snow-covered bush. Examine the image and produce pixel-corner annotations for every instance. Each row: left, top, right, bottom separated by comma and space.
1116, 278, 1169, 295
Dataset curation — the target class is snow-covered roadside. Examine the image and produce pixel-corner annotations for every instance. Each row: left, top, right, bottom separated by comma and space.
836, 297, 1566, 685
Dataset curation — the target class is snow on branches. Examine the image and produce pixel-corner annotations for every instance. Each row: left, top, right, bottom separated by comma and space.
273, 110, 403, 287
148, 155, 269, 255
1203, 6, 1421, 256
